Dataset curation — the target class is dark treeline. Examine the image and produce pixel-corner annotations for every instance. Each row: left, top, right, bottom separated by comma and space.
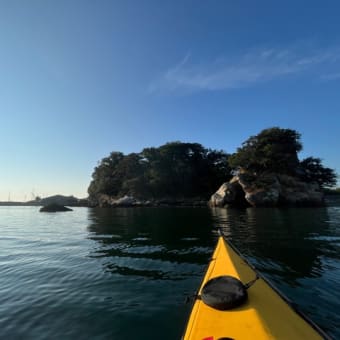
88, 142, 231, 199
88, 128, 337, 201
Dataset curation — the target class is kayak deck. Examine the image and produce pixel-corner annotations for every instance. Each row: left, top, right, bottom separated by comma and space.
183, 236, 327, 340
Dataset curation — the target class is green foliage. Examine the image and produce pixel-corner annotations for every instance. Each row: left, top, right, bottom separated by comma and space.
229, 127, 338, 189
88, 142, 231, 199
88, 152, 125, 196
299, 157, 337, 188
228, 127, 302, 174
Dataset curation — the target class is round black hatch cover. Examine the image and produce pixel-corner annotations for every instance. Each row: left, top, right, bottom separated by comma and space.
201, 275, 248, 310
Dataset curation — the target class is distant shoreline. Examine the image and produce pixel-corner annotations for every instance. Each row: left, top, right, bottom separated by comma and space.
0, 202, 88, 207
0, 202, 41, 206
1, 194, 338, 208
0, 194, 88, 207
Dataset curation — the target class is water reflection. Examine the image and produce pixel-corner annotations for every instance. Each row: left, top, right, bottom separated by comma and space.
86, 207, 215, 280
210, 206, 335, 281
85, 205, 340, 338
212, 204, 340, 337
87, 207, 214, 244
87, 206, 339, 283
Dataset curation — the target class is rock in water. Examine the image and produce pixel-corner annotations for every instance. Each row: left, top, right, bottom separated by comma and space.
40, 204, 73, 212
209, 177, 249, 207
209, 171, 324, 207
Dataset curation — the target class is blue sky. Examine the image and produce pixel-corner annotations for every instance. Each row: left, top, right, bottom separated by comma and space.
1, 0, 339, 200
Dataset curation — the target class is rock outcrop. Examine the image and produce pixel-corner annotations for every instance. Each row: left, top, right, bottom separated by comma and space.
209, 172, 324, 207
209, 177, 248, 207
277, 174, 324, 206
89, 194, 207, 208
97, 195, 144, 207
40, 204, 73, 212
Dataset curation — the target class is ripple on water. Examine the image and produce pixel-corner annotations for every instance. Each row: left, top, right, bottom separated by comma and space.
132, 237, 151, 241
1, 206, 339, 339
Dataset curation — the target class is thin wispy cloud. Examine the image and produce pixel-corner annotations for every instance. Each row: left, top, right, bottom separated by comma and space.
150, 46, 340, 93
320, 72, 340, 81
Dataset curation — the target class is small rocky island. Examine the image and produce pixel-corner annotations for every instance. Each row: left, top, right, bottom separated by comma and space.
40, 204, 73, 212
87, 128, 337, 208
209, 128, 336, 207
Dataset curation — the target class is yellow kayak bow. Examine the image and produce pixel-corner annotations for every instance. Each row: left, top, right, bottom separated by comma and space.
182, 235, 330, 340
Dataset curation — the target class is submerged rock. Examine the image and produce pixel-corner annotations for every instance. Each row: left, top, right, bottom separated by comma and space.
40, 204, 73, 212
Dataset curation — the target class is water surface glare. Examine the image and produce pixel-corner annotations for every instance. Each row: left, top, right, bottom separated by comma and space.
0, 202, 339, 339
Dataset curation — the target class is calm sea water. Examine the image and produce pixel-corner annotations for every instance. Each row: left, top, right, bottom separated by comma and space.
0, 199, 339, 339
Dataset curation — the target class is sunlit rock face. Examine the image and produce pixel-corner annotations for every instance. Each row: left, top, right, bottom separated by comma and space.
209, 172, 324, 207
209, 179, 248, 207
91, 194, 207, 207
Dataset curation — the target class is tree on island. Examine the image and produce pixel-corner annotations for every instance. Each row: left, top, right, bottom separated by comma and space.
228, 127, 337, 189
88, 128, 338, 208
88, 142, 231, 200
228, 127, 302, 174
299, 157, 337, 188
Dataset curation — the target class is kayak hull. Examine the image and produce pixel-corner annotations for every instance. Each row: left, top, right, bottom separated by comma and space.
182, 236, 328, 340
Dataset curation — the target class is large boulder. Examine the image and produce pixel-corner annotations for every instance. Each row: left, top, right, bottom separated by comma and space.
209, 171, 324, 207
245, 187, 280, 206
112, 196, 137, 207
94, 194, 142, 207
209, 178, 248, 207
240, 173, 281, 207
40, 204, 73, 212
